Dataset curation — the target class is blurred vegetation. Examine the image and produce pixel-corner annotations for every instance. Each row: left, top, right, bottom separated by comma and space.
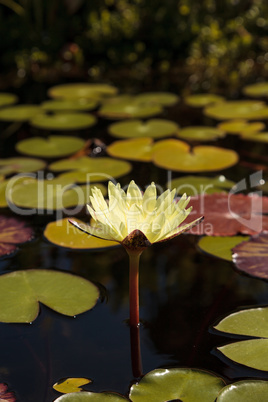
0, 0, 268, 92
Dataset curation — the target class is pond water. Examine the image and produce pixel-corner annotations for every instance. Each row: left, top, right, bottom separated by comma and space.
0, 80, 268, 401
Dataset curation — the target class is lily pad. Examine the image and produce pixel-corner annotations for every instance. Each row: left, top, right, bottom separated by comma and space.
216, 380, 268, 402
48, 83, 118, 99
0, 105, 41, 121
44, 218, 118, 249
239, 131, 268, 143
0, 215, 34, 257
198, 236, 250, 261
0, 92, 18, 108
184, 93, 225, 107
217, 119, 265, 135
0, 269, 99, 323
129, 368, 225, 402
16, 136, 85, 158
98, 101, 163, 119
53, 378, 92, 394
108, 119, 179, 139
176, 126, 225, 141
232, 233, 268, 280
243, 82, 268, 98
54, 392, 128, 401
204, 100, 268, 120
107, 137, 153, 162
49, 156, 132, 182
134, 92, 179, 106
168, 175, 235, 196
152, 139, 238, 172
0, 157, 46, 175
214, 306, 268, 371
30, 112, 97, 131
41, 99, 98, 112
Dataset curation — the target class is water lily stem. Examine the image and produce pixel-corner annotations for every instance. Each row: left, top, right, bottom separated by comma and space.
127, 250, 142, 328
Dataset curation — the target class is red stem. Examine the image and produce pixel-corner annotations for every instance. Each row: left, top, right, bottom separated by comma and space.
127, 250, 142, 328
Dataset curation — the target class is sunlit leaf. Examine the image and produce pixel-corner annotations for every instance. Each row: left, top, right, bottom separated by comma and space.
239, 131, 268, 143
98, 101, 163, 119
16, 136, 85, 158
129, 368, 225, 402
0, 382, 16, 401
107, 137, 153, 161
134, 91, 179, 106
0, 157, 46, 175
53, 378, 92, 394
30, 112, 97, 130
168, 175, 235, 196
152, 139, 238, 172
204, 100, 268, 120
49, 156, 132, 182
176, 126, 225, 141
41, 99, 98, 112
216, 380, 268, 401
48, 83, 118, 99
0, 105, 41, 121
0, 92, 18, 108
108, 119, 179, 139
54, 392, 128, 401
0, 215, 34, 257
198, 236, 249, 261
217, 119, 265, 135
44, 218, 118, 249
243, 82, 268, 98
0, 269, 99, 323
184, 94, 225, 107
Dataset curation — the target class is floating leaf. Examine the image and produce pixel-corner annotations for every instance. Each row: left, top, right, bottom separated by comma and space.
30, 112, 97, 131
54, 392, 128, 401
108, 119, 179, 139
41, 99, 98, 112
0, 157, 46, 175
134, 91, 179, 106
168, 175, 235, 196
53, 378, 92, 394
129, 368, 225, 402
243, 82, 268, 98
0, 382, 16, 401
0, 105, 41, 121
0, 92, 18, 108
0, 215, 34, 257
204, 100, 268, 120
232, 233, 268, 280
216, 380, 268, 402
176, 126, 225, 141
98, 101, 163, 119
16, 136, 85, 158
49, 156, 132, 182
184, 94, 225, 107
0, 269, 99, 323
198, 236, 249, 261
107, 137, 153, 162
217, 119, 265, 135
184, 193, 268, 236
152, 139, 238, 172
239, 131, 268, 143
214, 307, 268, 371
48, 83, 118, 99
44, 218, 118, 249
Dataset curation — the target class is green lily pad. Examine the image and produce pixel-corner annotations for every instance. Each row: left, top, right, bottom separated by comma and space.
54, 392, 128, 401
152, 139, 239, 172
0, 157, 46, 175
134, 92, 179, 106
16, 135, 85, 158
204, 100, 268, 120
168, 175, 235, 196
216, 380, 268, 402
0, 215, 34, 257
41, 99, 98, 112
243, 82, 268, 98
107, 137, 153, 162
217, 119, 265, 135
98, 101, 163, 119
176, 126, 225, 141
30, 112, 97, 131
0, 269, 99, 323
184, 93, 225, 107
0, 92, 18, 108
129, 368, 225, 402
44, 218, 118, 249
215, 306, 268, 371
108, 119, 179, 139
48, 83, 118, 99
53, 378, 92, 394
7, 179, 106, 210
239, 131, 268, 142
0, 105, 41, 121
49, 156, 132, 182
198, 236, 250, 261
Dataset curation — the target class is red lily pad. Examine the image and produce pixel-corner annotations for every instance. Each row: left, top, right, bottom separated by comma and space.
185, 193, 268, 236
232, 233, 268, 280
0, 216, 34, 257
0, 383, 16, 401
